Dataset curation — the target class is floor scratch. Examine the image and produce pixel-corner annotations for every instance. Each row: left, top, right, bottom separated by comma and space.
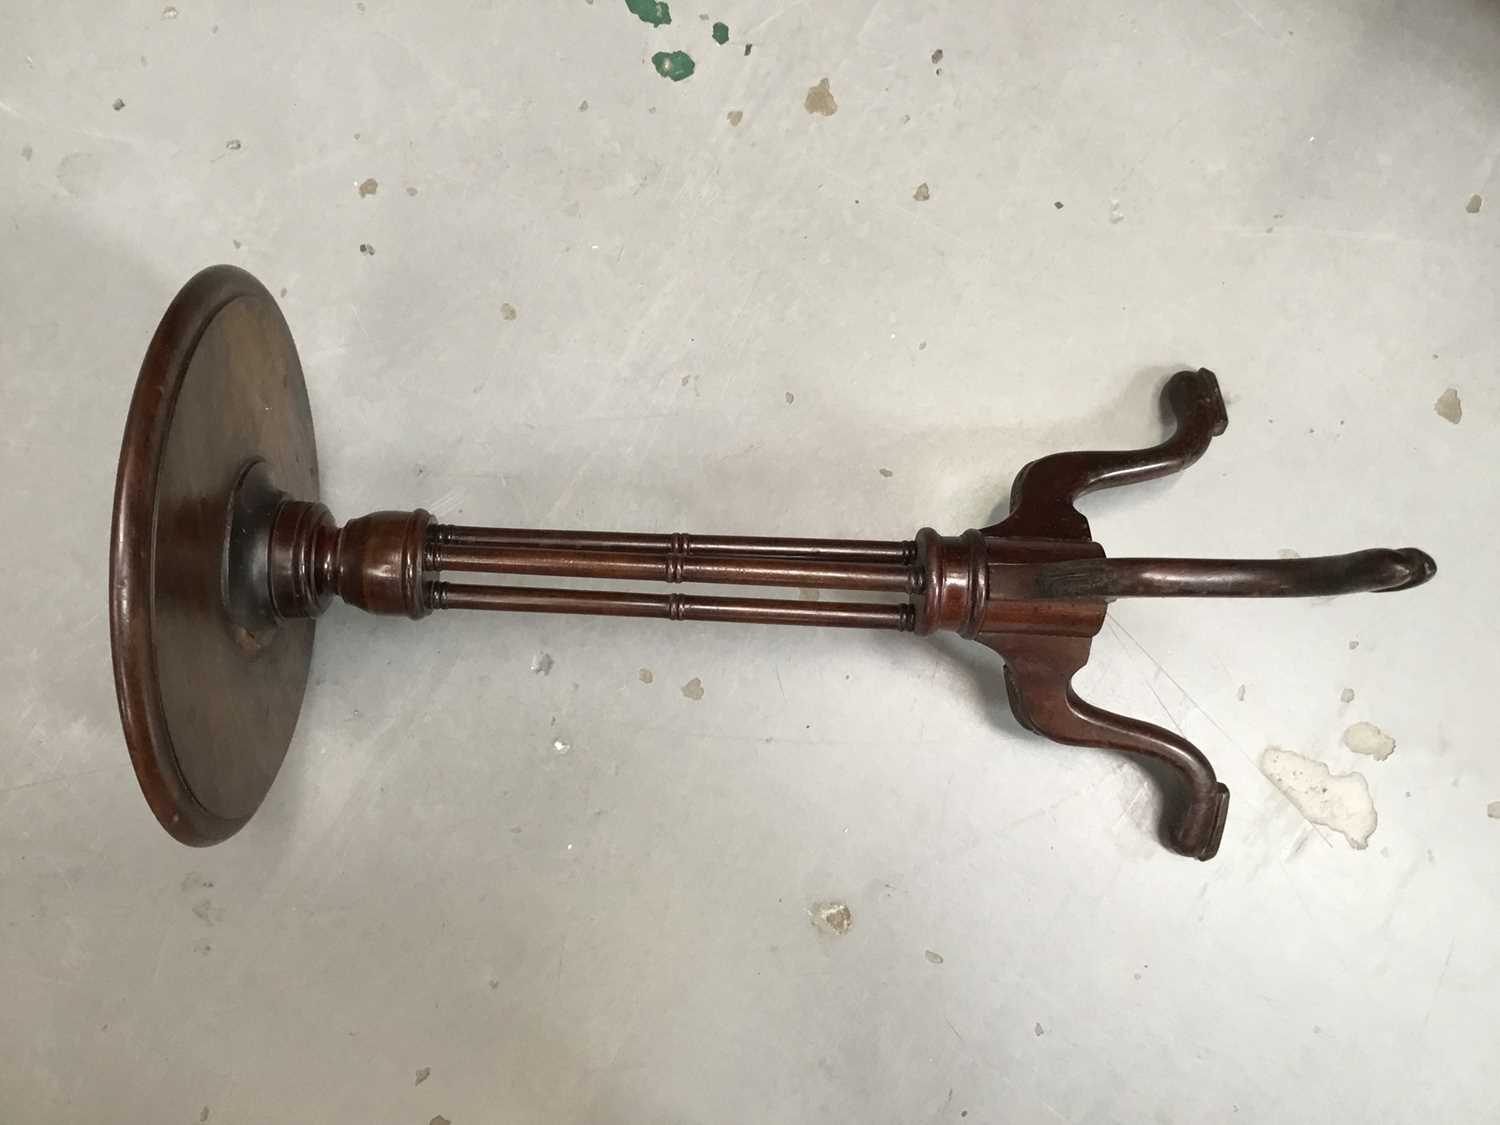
0, 763, 129, 797
1107, 618, 1257, 769
1423, 938, 1456, 1028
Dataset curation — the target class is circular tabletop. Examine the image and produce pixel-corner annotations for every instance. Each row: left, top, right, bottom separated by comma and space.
109, 265, 319, 844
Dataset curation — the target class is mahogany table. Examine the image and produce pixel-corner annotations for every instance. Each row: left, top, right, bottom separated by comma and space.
110, 265, 1436, 859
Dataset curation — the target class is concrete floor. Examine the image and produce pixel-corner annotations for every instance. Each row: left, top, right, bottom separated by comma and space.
2, 2, 1497, 1122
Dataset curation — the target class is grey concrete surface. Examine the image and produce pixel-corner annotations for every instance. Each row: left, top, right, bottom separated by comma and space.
2, 2, 1497, 1122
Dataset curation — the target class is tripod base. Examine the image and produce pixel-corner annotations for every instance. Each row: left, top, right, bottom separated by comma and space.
110, 266, 320, 844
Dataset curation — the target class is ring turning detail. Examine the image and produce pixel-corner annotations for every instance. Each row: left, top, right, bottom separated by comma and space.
111, 266, 1437, 856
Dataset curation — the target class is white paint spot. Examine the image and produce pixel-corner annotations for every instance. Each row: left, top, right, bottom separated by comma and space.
1236, 684, 1246, 701
530, 652, 554, 675
1488, 801, 1500, 819
1277, 548, 1301, 559
1339, 687, 1355, 704
810, 900, 852, 935
552, 738, 571, 755
924, 949, 944, 964
161, 5, 178, 18
1109, 199, 1123, 224
1342, 721, 1395, 761
1260, 747, 1377, 849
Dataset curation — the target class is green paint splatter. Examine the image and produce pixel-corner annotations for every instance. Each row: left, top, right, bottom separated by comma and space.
651, 50, 695, 81
712, 21, 729, 44
625, 0, 671, 27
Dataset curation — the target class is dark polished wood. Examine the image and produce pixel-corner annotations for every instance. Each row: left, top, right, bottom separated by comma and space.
110, 265, 319, 845
998, 549, 1436, 600
433, 584, 915, 630
428, 543, 922, 593
111, 267, 1438, 858
434, 526, 916, 562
